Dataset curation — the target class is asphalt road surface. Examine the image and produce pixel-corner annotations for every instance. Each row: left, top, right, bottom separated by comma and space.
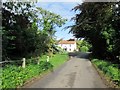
23, 52, 107, 88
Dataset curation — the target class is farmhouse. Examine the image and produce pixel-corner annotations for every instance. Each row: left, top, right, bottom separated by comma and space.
58, 39, 77, 52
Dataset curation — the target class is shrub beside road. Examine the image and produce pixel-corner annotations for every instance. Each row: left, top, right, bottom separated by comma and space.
1, 53, 69, 88
92, 59, 120, 87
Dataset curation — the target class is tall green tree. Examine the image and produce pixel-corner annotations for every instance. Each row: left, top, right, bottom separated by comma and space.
70, 2, 120, 62
36, 7, 67, 56
2, 2, 35, 60
112, 2, 120, 62
2, 2, 67, 60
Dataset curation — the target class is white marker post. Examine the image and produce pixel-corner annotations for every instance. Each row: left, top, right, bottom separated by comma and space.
22, 58, 26, 68
37, 57, 40, 65
47, 56, 49, 62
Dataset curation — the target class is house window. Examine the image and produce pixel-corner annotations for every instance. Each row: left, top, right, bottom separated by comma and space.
64, 46, 67, 51
70, 44, 71, 47
64, 48, 67, 51
69, 49, 71, 51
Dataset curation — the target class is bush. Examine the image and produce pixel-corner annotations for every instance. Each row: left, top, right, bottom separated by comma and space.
92, 59, 120, 86
2, 53, 68, 89
2, 61, 53, 88
80, 46, 89, 52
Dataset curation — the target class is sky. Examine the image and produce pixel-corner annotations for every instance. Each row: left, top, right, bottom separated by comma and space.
35, 2, 82, 40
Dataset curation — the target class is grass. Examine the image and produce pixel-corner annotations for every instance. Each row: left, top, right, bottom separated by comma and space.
40, 53, 69, 68
2, 53, 69, 89
49, 54, 69, 68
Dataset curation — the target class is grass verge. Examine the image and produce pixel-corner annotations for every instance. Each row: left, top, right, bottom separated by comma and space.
40, 53, 69, 68
91, 59, 120, 88
1, 53, 69, 89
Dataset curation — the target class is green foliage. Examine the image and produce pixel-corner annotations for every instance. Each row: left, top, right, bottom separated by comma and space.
2, 2, 67, 60
77, 40, 92, 52
36, 7, 67, 56
70, 2, 120, 62
2, 61, 53, 88
2, 54, 68, 88
92, 59, 120, 86
2, 2, 37, 60
80, 46, 89, 52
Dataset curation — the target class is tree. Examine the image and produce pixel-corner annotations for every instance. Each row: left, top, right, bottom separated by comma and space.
36, 7, 67, 56
2, 2, 67, 60
70, 2, 120, 63
77, 39, 92, 52
112, 2, 120, 62
2, 2, 35, 60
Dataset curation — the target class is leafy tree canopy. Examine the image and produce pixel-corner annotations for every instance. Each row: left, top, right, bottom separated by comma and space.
70, 2, 120, 63
2, 2, 67, 60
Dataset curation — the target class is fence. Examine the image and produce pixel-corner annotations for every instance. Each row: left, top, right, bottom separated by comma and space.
0, 58, 27, 68
0, 56, 50, 68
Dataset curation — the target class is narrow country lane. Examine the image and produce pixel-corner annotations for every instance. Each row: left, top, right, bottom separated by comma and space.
23, 52, 107, 88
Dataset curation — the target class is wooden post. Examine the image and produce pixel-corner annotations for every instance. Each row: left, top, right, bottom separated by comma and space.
22, 58, 26, 68
37, 57, 40, 65
47, 56, 49, 62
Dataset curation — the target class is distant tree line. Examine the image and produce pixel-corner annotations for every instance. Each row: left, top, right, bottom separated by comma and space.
70, 2, 120, 63
2, 2, 67, 60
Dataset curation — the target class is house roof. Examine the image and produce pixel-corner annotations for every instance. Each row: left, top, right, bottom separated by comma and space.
58, 40, 76, 44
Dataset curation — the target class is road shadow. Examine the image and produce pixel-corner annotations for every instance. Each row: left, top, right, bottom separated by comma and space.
68, 52, 91, 59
